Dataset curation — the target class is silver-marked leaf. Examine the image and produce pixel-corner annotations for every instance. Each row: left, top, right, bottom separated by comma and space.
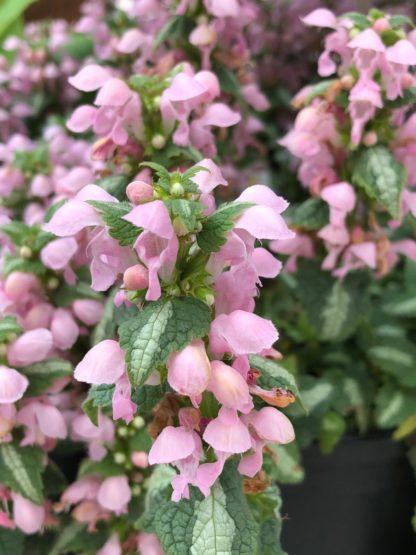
0, 443, 43, 504
119, 297, 211, 387
0, 315, 22, 343
374, 384, 416, 429
351, 145, 406, 218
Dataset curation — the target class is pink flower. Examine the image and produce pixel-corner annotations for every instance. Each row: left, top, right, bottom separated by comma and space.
51, 309, 79, 350
208, 360, 253, 413
348, 80, 383, 145
75, 340, 126, 384
137, 532, 164, 555
72, 299, 104, 326
203, 407, 251, 453
148, 426, 198, 465
167, 340, 211, 404
8, 329, 53, 367
12, 494, 45, 534
40, 237, 78, 271
97, 534, 122, 555
17, 401, 67, 446
97, 475, 131, 515
123, 200, 179, 301
0, 366, 28, 403
68, 64, 111, 92
209, 310, 278, 357
301, 8, 337, 29
71, 413, 115, 461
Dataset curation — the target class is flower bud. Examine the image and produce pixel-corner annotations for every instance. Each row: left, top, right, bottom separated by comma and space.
401, 72, 414, 89
19, 246, 32, 259
126, 180, 154, 204
373, 18, 390, 32
167, 339, 211, 400
131, 451, 148, 468
340, 74, 354, 90
208, 360, 253, 413
123, 264, 149, 291
170, 182, 184, 197
363, 131, 378, 147
114, 452, 126, 464
151, 134, 166, 149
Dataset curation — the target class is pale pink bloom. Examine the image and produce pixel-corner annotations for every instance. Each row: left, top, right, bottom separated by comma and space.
301, 8, 337, 29
72, 299, 104, 326
167, 340, 211, 404
385, 40, 416, 100
348, 29, 386, 83
126, 180, 154, 204
51, 309, 79, 350
97, 476, 131, 515
74, 340, 126, 385
208, 360, 253, 413
8, 329, 53, 367
131, 451, 148, 468
97, 534, 122, 555
137, 532, 165, 555
321, 182, 356, 227
124, 200, 178, 301
40, 237, 78, 271
249, 407, 295, 443
30, 174, 53, 197
191, 159, 227, 194
203, 407, 251, 453
0, 509, 14, 529
17, 401, 67, 445
4, 272, 40, 302
0, 366, 28, 403
117, 28, 148, 54
12, 494, 45, 534
24, 303, 54, 330
209, 310, 278, 357
148, 426, 198, 464
241, 84, 270, 111
348, 80, 383, 145
204, 0, 239, 18
112, 373, 137, 424
270, 235, 314, 272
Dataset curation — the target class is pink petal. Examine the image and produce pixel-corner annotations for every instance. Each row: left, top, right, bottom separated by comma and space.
198, 103, 241, 127
252, 248, 282, 278
387, 39, 416, 65
34, 403, 67, 439
8, 329, 53, 367
320, 182, 356, 212
301, 8, 337, 28
209, 310, 278, 356
191, 159, 228, 194
348, 29, 386, 52
43, 200, 102, 236
148, 426, 195, 464
97, 476, 131, 514
166, 72, 207, 102
0, 366, 28, 403
51, 308, 79, 350
249, 407, 295, 443
237, 185, 289, 213
68, 64, 111, 92
167, 340, 211, 399
236, 207, 295, 240
72, 299, 104, 326
97, 534, 122, 555
74, 340, 126, 384
117, 28, 146, 54
67, 105, 97, 133
95, 78, 133, 107
12, 494, 45, 534
123, 200, 173, 238
40, 237, 78, 270
203, 407, 251, 453
208, 360, 253, 413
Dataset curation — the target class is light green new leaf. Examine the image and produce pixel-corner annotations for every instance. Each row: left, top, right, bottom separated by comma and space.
119, 297, 211, 387
351, 145, 406, 218
0, 443, 43, 504
0, 0, 35, 40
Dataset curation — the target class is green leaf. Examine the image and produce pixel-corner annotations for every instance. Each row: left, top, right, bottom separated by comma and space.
197, 202, 253, 253
374, 384, 416, 428
97, 175, 129, 201
388, 15, 414, 28
382, 292, 416, 317
82, 384, 114, 425
47, 521, 108, 555
165, 199, 204, 233
0, 0, 35, 39
0, 315, 22, 342
3, 254, 47, 278
92, 288, 117, 344
144, 461, 258, 555
318, 411, 346, 454
153, 15, 196, 49
0, 443, 43, 504
131, 383, 168, 413
119, 296, 211, 387
43, 460, 67, 496
89, 201, 140, 247
287, 197, 329, 231
264, 443, 304, 485
350, 145, 406, 218
212, 63, 241, 97
297, 261, 370, 342
249, 355, 305, 410
368, 339, 416, 387
341, 12, 371, 29
247, 486, 286, 555
0, 221, 30, 245
60, 32, 94, 60
78, 457, 123, 478
0, 528, 24, 555
21, 358, 73, 397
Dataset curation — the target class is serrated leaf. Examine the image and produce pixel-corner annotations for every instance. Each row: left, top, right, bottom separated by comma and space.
82, 384, 114, 425
350, 145, 406, 218
89, 201, 140, 247
249, 355, 304, 410
368, 339, 416, 387
119, 297, 211, 387
288, 198, 329, 230
153, 15, 196, 49
131, 383, 168, 413
144, 461, 258, 555
0, 443, 43, 504
21, 358, 73, 397
197, 202, 253, 253
374, 384, 416, 428
0, 528, 24, 555
0, 315, 22, 342
297, 261, 370, 342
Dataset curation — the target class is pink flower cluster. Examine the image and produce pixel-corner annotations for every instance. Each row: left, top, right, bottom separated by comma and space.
272, 8, 416, 277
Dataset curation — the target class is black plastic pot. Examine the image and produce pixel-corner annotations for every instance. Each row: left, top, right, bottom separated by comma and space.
280, 434, 416, 555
